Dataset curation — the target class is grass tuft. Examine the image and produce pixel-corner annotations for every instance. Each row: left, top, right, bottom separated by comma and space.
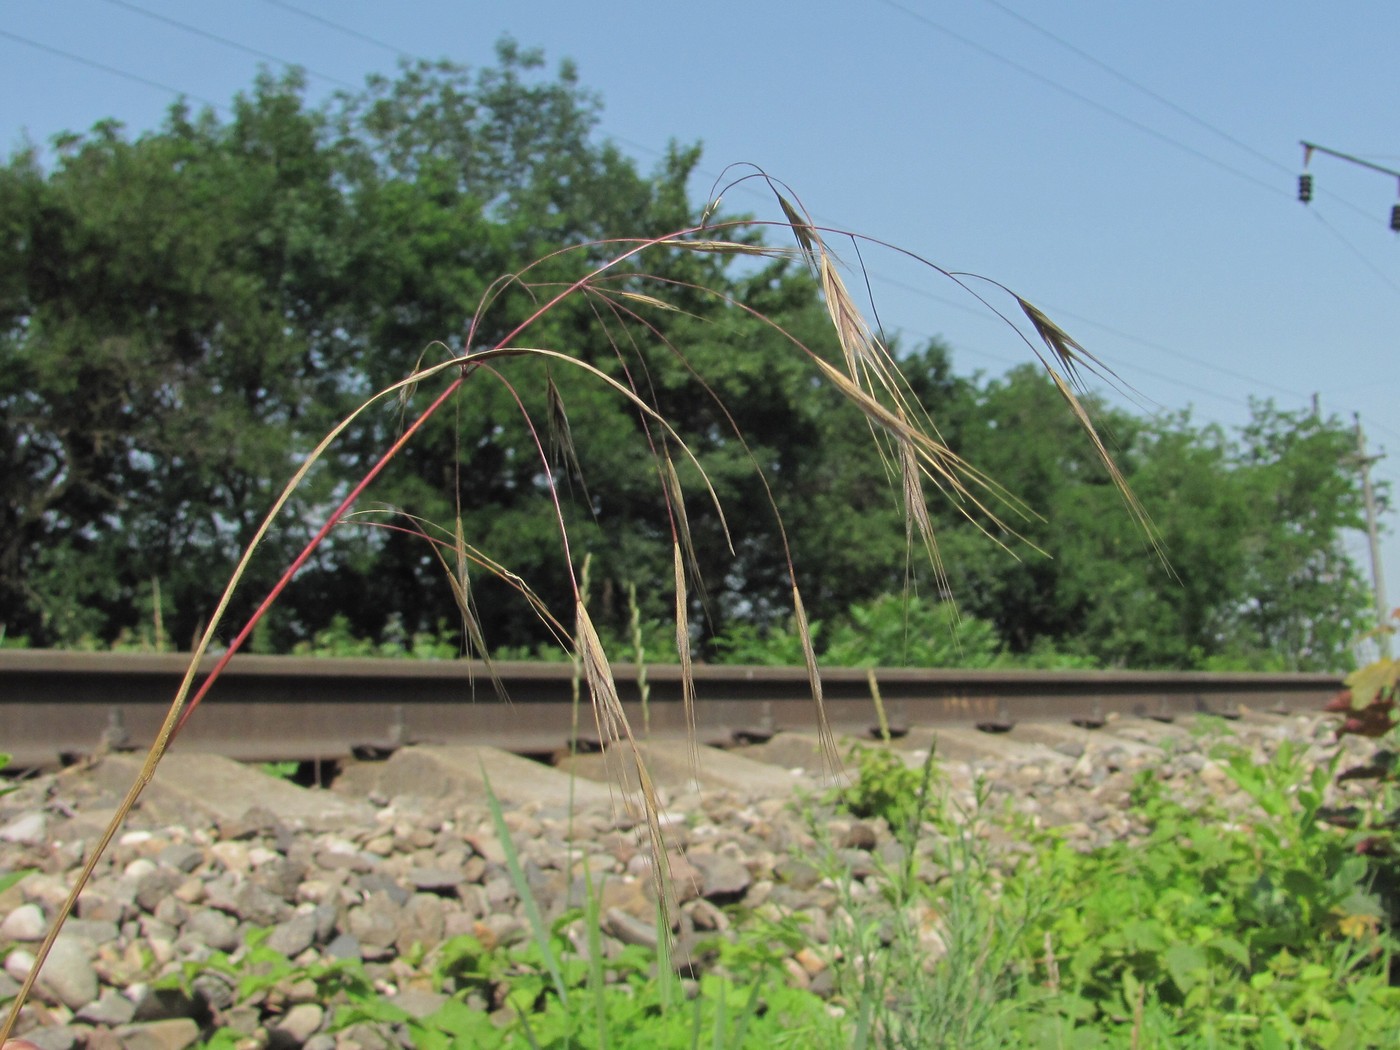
0, 174, 1145, 1042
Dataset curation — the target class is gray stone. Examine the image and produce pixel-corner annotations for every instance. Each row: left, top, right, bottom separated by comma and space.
1, 902, 47, 940
75, 882, 134, 924
76, 987, 138, 1025
604, 907, 658, 949
131, 984, 198, 1022
334, 1022, 395, 1050
408, 867, 461, 894
0, 811, 47, 846
267, 1001, 325, 1048
17, 1026, 81, 1050
312, 902, 337, 943
773, 857, 821, 890
157, 843, 204, 874
476, 913, 526, 950
218, 1004, 263, 1036
347, 892, 400, 949
109, 1018, 202, 1050
687, 851, 751, 901
57, 917, 120, 945
134, 869, 182, 913
182, 908, 240, 953
324, 932, 361, 961
37, 933, 98, 1010
395, 893, 445, 954
252, 855, 306, 902
390, 987, 448, 1019
840, 821, 879, 851
356, 873, 410, 906
220, 804, 287, 841
265, 912, 319, 958
205, 876, 289, 927
191, 971, 237, 1012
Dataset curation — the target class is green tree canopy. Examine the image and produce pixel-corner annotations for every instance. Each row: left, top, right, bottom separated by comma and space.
0, 42, 1376, 671
934, 366, 1373, 670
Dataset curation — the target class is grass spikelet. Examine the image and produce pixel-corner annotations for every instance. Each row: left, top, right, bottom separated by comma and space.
899, 425, 940, 577
791, 584, 840, 774
1016, 296, 1114, 391
775, 192, 821, 268
672, 541, 699, 773
2, 174, 1161, 1042
545, 371, 584, 482
574, 598, 672, 923
440, 515, 507, 700
1014, 295, 1166, 567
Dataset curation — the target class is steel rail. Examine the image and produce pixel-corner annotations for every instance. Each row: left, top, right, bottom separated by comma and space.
0, 650, 1342, 769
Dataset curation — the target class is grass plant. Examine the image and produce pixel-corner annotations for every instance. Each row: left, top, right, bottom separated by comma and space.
818, 746, 1042, 1048
0, 173, 1147, 1042
809, 734, 1400, 1049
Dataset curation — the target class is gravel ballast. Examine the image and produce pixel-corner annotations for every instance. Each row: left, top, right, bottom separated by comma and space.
0, 709, 1376, 1049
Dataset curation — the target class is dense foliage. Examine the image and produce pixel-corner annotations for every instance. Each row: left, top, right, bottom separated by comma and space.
0, 41, 1376, 669
816, 735, 1400, 1049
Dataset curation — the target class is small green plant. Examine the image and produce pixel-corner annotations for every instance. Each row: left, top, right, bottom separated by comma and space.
288, 613, 460, 659
1004, 744, 1400, 1047
829, 744, 931, 834
823, 594, 1004, 669
1319, 611, 1400, 933
819, 748, 1040, 1048
1323, 612, 1398, 742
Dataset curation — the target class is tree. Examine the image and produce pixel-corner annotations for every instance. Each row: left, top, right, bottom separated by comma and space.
935, 367, 1371, 670
0, 43, 1373, 669
0, 43, 949, 653
0, 80, 359, 646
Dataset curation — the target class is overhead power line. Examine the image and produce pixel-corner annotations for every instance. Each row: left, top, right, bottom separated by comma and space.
96, 0, 359, 90
258, 0, 411, 59
875, 0, 1283, 197
6, 4, 1392, 464
0, 27, 221, 111
978, 0, 1292, 178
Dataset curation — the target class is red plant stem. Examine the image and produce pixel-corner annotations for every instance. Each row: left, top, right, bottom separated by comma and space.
173, 375, 465, 736
171, 231, 681, 737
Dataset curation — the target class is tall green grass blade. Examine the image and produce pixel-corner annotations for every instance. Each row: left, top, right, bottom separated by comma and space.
725, 976, 766, 1050
580, 860, 609, 1050
480, 764, 569, 1008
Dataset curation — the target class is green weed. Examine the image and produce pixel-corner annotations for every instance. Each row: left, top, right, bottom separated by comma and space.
1004, 744, 1400, 1048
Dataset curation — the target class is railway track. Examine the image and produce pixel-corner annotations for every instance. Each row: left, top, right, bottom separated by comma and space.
0, 650, 1343, 771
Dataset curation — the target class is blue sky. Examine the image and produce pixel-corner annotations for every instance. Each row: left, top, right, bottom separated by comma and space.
4, 0, 1398, 625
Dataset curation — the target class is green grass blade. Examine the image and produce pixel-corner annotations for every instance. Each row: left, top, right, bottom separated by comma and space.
480, 764, 569, 1008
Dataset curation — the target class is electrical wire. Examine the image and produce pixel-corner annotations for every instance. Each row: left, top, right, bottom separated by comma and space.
875, 0, 1283, 197
7, 5, 1395, 490
257, 0, 411, 58
95, 0, 360, 90
977, 0, 1292, 177
0, 27, 222, 112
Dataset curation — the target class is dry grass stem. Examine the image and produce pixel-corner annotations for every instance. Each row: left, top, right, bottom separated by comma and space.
1, 175, 1152, 1041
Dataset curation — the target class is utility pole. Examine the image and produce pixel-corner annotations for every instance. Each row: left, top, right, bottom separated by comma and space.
1349, 417, 1391, 655
1294, 144, 1396, 649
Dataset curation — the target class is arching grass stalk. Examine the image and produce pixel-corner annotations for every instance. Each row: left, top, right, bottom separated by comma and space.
1, 173, 1148, 1042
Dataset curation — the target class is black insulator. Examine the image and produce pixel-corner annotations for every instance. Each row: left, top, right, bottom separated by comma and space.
1391, 204, 1400, 232
1298, 173, 1313, 203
